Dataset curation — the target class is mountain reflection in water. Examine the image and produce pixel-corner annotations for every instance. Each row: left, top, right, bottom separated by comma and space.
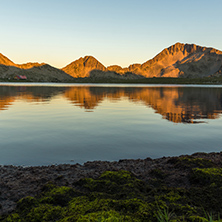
0, 85, 222, 124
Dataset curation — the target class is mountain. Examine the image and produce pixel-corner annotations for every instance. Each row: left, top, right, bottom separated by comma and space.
0, 54, 74, 82
138, 43, 222, 78
62, 43, 222, 79
62, 56, 106, 78
1, 43, 222, 81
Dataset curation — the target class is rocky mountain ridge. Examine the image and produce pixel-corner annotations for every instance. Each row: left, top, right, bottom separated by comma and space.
62, 43, 222, 79
0, 42, 222, 81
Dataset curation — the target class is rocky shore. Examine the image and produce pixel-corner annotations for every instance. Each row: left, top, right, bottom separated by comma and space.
1, 152, 222, 216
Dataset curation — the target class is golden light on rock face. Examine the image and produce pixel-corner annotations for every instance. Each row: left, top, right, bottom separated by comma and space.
61, 43, 222, 79
0, 86, 221, 124
0, 43, 222, 81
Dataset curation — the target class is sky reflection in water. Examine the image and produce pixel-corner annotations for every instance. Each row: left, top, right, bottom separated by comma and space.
0, 84, 222, 166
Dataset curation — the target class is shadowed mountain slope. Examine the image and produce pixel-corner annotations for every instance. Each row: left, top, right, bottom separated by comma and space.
0, 54, 74, 82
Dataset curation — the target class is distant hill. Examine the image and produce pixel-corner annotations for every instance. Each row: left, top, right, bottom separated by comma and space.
62, 43, 222, 79
0, 43, 222, 81
0, 54, 74, 82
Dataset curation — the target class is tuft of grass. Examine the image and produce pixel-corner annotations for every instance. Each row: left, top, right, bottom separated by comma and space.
155, 206, 175, 222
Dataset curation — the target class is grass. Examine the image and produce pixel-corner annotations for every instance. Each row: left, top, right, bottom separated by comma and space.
155, 206, 175, 222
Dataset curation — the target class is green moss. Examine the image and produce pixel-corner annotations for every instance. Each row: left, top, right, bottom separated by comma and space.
2, 169, 222, 222
67, 196, 112, 216
26, 204, 64, 222
153, 188, 198, 219
2, 213, 21, 222
61, 210, 134, 222
188, 167, 222, 215
149, 168, 167, 180
75, 170, 148, 199
190, 168, 222, 186
188, 215, 208, 222
168, 156, 215, 169
99, 170, 133, 182
16, 196, 38, 214
40, 185, 81, 207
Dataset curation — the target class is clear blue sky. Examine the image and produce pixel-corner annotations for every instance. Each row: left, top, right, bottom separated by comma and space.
1, 0, 222, 68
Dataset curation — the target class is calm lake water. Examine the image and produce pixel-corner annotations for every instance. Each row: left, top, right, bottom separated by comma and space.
0, 83, 222, 166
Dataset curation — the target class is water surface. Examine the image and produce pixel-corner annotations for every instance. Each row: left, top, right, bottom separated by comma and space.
0, 83, 222, 166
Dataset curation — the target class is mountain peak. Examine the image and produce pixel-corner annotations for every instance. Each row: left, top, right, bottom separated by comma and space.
165, 42, 200, 55
82, 56, 103, 67
62, 56, 106, 78
83, 55, 96, 60
0, 53, 15, 66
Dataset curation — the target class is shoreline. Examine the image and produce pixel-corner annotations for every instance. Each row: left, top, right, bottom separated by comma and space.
1, 76, 222, 85
1, 151, 222, 215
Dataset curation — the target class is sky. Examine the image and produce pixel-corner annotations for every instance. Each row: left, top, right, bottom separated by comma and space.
1, 0, 222, 68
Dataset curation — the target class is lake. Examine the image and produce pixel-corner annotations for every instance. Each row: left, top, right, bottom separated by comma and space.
0, 83, 222, 166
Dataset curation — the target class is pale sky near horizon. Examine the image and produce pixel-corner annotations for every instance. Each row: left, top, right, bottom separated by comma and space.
1, 0, 222, 68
